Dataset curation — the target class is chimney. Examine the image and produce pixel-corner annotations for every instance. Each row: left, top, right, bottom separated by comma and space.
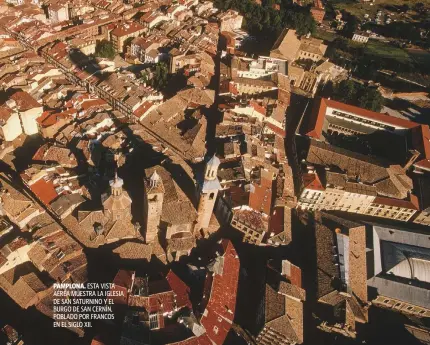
6, 99, 16, 109
403, 149, 421, 171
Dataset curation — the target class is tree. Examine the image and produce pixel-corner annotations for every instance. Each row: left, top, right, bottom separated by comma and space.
414, 2, 425, 13
332, 80, 384, 112
333, 80, 357, 104
95, 40, 116, 60
140, 71, 149, 84
213, 0, 316, 44
332, 37, 349, 51
382, 22, 421, 42
357, 88, 384, 112
151, 62, 169, 90
342, 13, 359, 38
399, 4, 409, 13
294, 11, 317, 36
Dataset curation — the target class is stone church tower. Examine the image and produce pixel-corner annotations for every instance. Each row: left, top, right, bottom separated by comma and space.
144, 170, 164, 243
196, 155, 221, 231
102, 173, 132, 221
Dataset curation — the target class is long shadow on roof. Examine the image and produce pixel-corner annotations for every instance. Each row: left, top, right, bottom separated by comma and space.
68, 48, 109, 82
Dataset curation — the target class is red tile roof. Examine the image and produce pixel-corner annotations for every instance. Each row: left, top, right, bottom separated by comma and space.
166, 270, 192, 309
412, 125, 430, 160
250, 99, 266, 116
129, 290, 176, 313
80, 99, 108, 110
10, 91, 41, 111
133, 101, 153, 118
113, 269, 134, 289
91, 337, 106, 345
269, 206, 284, 236
373, 195, 419, 210
0, 107, 12, 122
111, 22, 144, 37
289, 263, 302, 288
232, 207, 268, 233
305, 98, 418, 139
265, 122, 286, 137
36, 110, 54, 124
302, 173, 324, 191
226, 185, 249, 207
7, 237, 28, 251
32, 145, 47, 161
200, 240, 240, 345
415, 159, 430, 171
29, 178, 58, 205
249, 178, 273, 215
201, 308, 232, 345
36, 109, 75, 128
304, 98, 430, 171
228, 81, 239, 95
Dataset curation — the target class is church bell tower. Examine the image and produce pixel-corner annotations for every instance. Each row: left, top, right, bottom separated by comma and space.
196, 155, 221, 231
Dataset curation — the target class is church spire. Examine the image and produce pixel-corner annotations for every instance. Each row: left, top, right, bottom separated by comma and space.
204, 155, 220, 181
110, 171, 124, 196
149, 170, 160, 189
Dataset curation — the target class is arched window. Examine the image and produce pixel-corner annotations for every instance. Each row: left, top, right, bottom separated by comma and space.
209, 192, 215, 200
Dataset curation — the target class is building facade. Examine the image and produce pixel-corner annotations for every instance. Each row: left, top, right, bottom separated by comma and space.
110, 22, 145, 53
297, 171, 419, 223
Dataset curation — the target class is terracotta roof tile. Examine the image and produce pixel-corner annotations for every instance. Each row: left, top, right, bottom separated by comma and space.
111, 22, 144, 37
302, 172, 324, 191
113, 241, 152, 260
305, 98, 419, 139
29, 178, 58, 205
249, 178, 273, 215
200, 240, 240, 345
269, 206, 284, 236
415, 159, 430, 171
133, 101, 154, 118
36, 109, 76, 128
113, 269, 134, 289
373, 195, 419, 210
306, 140, 389, 184
9, 91, 41, 111
0, 107, 12, 122
128, 290, 175, 313
166, 270, 192, 309
412, 125, 430, 160
265, 283, 285, 323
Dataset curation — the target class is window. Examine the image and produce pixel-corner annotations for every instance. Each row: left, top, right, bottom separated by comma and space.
149, 313, 159, 329
56, 250, 65, 260
209, 193, 215, 200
